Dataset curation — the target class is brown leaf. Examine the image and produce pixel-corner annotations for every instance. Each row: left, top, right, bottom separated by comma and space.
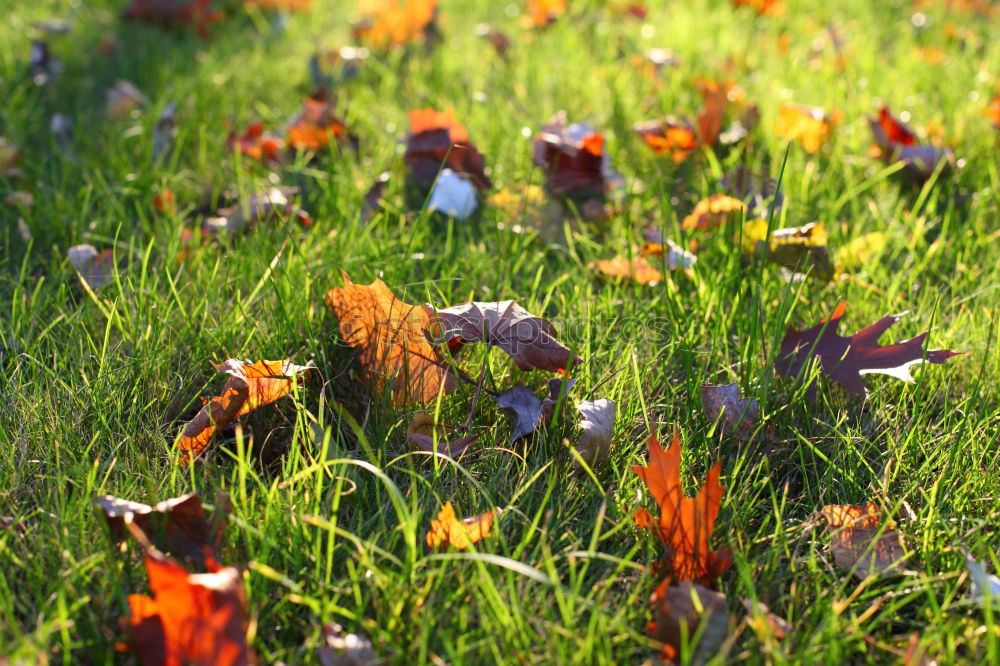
700, 383, 762, 441
821, 503, 907, 578
227, 121, 283, 163
286, 96, 358, 153
123, 0, 225, 35
474, 24, 511, 56
533, 112, 617, 200
405, 108, 490, 190
324, 272, 459, 406
318, 623, 376, 666
633, 431, 731, 587
177, 359, 312, 463
431, 300, 583, 373
360, 171, 391, 222
574, 398, 616, 467
406, 411, 476, 458
68, 244, 116, 289
425, 501, 495, 550
776, 302, 961, 397
634, 117, 699, 163
695, 78, 731, 147
541, 377, 577, 424
648, 580, 731, 663
495, 386, 543, 443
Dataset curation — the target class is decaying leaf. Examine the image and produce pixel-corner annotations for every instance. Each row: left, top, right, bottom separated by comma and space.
177, 359, 312, 463
318, 623, 377, 666
96, 493, 226, 567
202, 187, 312, 236
431, 300, 583, 373
495, 386, 543, 444
868, 106, 952, 182
776, 302, 961, 397
966, 554, 1000, 606
68, 244, 116, 289
634, 117, 699, 163
125, 547, 253, 666
406, 411, 476, 458
533, 112, 621, 209
325, 273, 459, 405
406, 108, 490, 191
574, 398, 616, 467
633, 431, 731, 586
700, 383, 762, 441
105, 80, 147, 119
425, 501, 495, 550
695, 78, 732, 147
681, 194, 746, 231
773, 103, 840, 154
821, 503, 908, 579
426, 168, 478, 219
647, 580, 731, 663
287, 96, 358, 153
227, 121, 283, 163
741, 220, 835, 280
741, 598, 791, 640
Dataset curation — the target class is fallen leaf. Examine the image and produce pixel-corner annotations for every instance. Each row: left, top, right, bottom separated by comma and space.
868, 106, 951, 182
105, 80, 147, 119
425, 501, 495, 550
775, 302, 961, 397
68, 244, 116, 289
405, 107, 490, 190
681, 194, 746, 231
741, 219, 835, 280
203, 187, 312, 236
648, 580, 731, 662
574, 398, 615, 467
406, 411, 476, 458
832, 231, 886, 273
774, 103, 840, 154
695, 78, 731, 147
177, 359, 312, 463
533, 112, 620, 203
227, 121, 283, 163
984, 88, 1000, 129
431, 300, 583, 373
731, 0, 783, 15
741, 598, 791, 640
123, 0, 225, 35
125, 547, 253, 665
966, 554, 1000, 606
541, 377, 576, 423
821, 503, 908, 578
324, 272, 459, 405
495, 386, 543, 443
525, 0, 567, 27
287, 96, 357, 152
700, 383, 762, 441
633, 431, 731, 586
633, 117, 699, 163
360, 171, 391, 222
640, 239, 698, 269
354, 0, 439, 48
426, 168, 479, 219
589, 255, 664, 285
318, 623, 376, 666
96, 493, 226, 567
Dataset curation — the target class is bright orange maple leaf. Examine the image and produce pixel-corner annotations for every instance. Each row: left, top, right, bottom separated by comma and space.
425, 501, 495, 550
632, 431, 731, 587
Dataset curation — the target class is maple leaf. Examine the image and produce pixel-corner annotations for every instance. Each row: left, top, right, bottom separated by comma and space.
324, 272, 459, 406
354, 0, 439, 48
286, 96, 358, 153
431, 300, 583, 373
125, 548, 253, 666
681, 194, 746, 231
227, 121, 283, 164
868, 106, 951, 182
123, 0, 225, 35
533, 112, 620, 203
632, 431, 731, 587
647, 580, 731, 662
773, 103, 840, 154
633, 117, 699, 163
425, 501, 495, 550
776, 302, 961, 397
177, 359, 312, 463
405, 108, 490, 191
821, 503, 908, 579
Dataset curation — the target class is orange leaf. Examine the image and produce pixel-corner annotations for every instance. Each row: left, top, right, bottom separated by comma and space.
590, 256, 663, 285
681, 194, 746, 231
730, 0, 783, 15
633, 118, 699, 163
821, 503, 908, 578
773, 103, 840, 154
695, 78, 731, 147
425, 501, 495, 550
984, 89, 1000, 129
286, 97, 356, 152
354, 0, 438, 47
177, 359, 311, 463
227, 122, 283, 163
324, 272, 459, 405
406, 108, 490, 190
526, 0, 567, 27
632, 431, 731, 587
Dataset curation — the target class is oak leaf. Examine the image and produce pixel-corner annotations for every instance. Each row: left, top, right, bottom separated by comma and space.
776, 302, 961, 397
773, 103, 840, 154
425, 501, 495, 550
633, 431, 731, 587
821, 503, 908, 579
324, 273, 459, 406
177, 359, 312, 463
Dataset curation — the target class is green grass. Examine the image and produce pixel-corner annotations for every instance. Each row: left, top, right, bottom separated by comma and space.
2, 0, 999, 663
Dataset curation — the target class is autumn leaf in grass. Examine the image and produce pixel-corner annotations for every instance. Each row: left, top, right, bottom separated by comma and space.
533, 112, 621, 216
681, 194, 746, 232
695, 78, 731, 147
741, 220, 836, 281
200, 187, 312, 237
774, 103, 840, 154
821, 504, 908, 579
405, 108, 490, 191
177, 359, 312, 463
525, 0, 567, 27
324, 272, 459, 406
633, 117, 699, 163
407, 411, 476, 458
647, 579, 731, 663
286, 96, 358, 153
354, 0, 439, 48
868, 106, 952, 183
731, 0, 783, 15
123, 0, 224, 36
776, 303, 961, 398
426, 501, 495, 550
984, 88, 1000, 129
69, 244, 116, 289
633, 431, 731, 587
227, 121, 283, 164
591, 242, 695, 285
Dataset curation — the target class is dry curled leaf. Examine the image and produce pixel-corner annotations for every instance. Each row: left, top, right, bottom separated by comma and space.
177, 359, 312, 463
406, 411, 476, 458
868, 106, 952, 183
700, 383, 762, 441
405, 108, 490, 191
774, 103, 840, 153
648, 580, 731, 663
574, 398, 615, 467
633, 431, 731, 586
432, 300, 583, 373
776, 302, 961, 397
425, 501, 495, 550
495, 386, 543, 443
324, 272, 458, 405
68, 244, 116, 289
533, 112, 620, 206
681, 194, 746, 232
821, 503, 908, 579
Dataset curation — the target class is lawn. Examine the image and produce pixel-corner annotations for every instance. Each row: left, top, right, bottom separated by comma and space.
1, 0, 999, 663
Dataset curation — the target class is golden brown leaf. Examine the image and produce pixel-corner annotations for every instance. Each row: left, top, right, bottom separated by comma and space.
633, 118, 699, 163
821, 503, 908, 578
589, 256, 663, 285
425, 501, 495, 550
773, 103, 840, 154
354, 0, 438, 47
526, 0, 567, 27
406, 411, 476, 458
681, 194, 746, 231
